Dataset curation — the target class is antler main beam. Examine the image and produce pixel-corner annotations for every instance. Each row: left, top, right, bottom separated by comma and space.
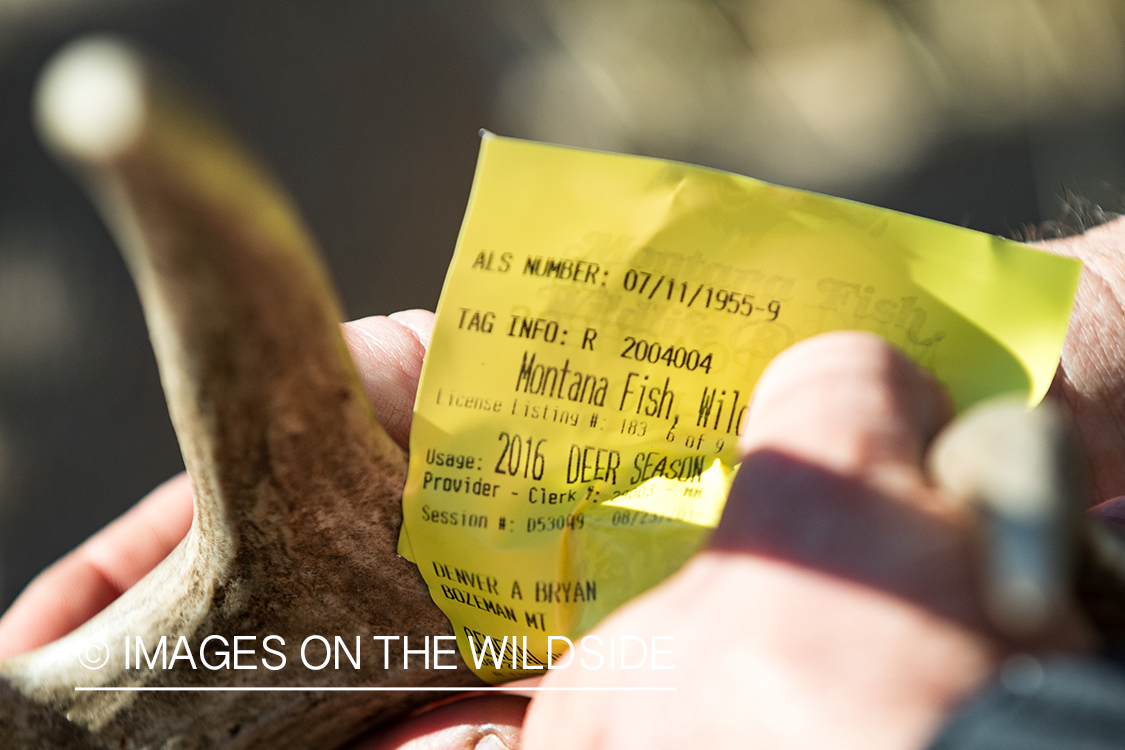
0, 36, 479, 749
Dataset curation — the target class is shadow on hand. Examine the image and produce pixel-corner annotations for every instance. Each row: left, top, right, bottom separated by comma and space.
711, 448, 994, 637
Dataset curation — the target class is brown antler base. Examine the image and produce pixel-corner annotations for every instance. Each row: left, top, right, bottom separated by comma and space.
0, 36, 480, 749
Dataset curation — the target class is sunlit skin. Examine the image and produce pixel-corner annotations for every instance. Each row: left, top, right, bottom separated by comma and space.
4, 219, 1125, 748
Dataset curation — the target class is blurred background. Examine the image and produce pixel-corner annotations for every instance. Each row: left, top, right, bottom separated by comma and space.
1, 0, 1124, 610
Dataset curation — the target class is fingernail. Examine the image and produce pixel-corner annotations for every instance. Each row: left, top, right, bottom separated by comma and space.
475, 734, 511, 750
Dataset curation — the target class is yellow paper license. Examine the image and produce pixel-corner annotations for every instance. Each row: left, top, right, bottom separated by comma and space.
398, 133, 1081, 682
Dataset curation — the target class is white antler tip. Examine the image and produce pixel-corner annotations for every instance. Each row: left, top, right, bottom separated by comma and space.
35, 36, 146, 163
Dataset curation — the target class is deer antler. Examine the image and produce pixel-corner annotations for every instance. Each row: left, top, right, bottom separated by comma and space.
0, 36, 480, 748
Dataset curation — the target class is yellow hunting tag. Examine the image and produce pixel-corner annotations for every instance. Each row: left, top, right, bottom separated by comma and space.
398, 133, 1081, 682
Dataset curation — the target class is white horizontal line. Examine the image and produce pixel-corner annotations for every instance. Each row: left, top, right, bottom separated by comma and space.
75, 686, 675, 692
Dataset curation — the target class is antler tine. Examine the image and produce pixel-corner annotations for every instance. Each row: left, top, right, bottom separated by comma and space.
0, 35, 478, 749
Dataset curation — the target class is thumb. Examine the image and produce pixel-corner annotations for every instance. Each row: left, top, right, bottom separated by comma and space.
711, 331, 980, 625
739, 330, 952, 485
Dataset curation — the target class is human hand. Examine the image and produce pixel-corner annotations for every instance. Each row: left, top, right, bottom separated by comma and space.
519, 330, 1093, 750
517, 220, 1125, 749
1040, 215, 1125, 508
0, 310, 528, 750
0, 311, 434, 658
515, 222, 1125, 750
